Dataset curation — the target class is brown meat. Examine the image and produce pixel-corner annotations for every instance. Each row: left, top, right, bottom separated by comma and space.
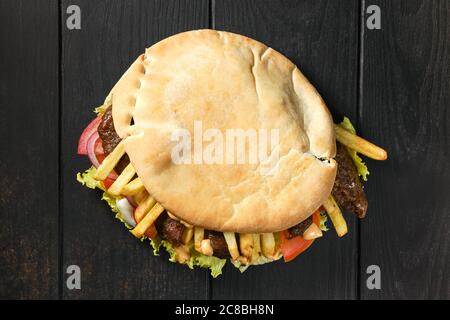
288, 216, 313, 239
207, 231, 231, 259
155, 212, 185, 246
332, 143, 368, 218
97, 106, 130, 173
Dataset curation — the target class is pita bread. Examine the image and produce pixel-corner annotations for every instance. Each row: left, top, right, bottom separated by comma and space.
106, 30, 336, 233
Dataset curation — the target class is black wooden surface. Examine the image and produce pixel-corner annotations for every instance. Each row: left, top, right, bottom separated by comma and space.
0, 0, 59, 299
360, 0, 450, 299
0, 0, 449, 300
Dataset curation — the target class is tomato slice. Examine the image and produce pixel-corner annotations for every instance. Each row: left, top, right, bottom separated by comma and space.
280, 210, 321, 262
77, 116, 102, 155
96, 153, 105, 164
102, 178, 115, 190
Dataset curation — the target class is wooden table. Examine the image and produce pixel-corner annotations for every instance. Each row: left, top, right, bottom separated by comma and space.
1, 0, 448, 300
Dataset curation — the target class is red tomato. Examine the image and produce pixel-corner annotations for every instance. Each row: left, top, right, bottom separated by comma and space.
280, 210, 321, 262
77, 117, 102, 155
96, 153, 105, 164
102, 178, 115, 190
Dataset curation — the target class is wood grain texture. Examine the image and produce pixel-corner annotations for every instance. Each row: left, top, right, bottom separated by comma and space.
360, 0, 450, 299
212, 0, 360, 300
61, 0, 210, 299
0, 0, 59, 299
1, 0, 448, 300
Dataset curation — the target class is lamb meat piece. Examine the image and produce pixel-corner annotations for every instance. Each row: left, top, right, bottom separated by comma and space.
207, 231, 231, 259
155, 212, 186, 246
332, 143, 368, 218
288, 216, 313, 239
97, 106, 130, 173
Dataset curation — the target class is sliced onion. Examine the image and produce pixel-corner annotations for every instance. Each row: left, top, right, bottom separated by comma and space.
126, 196, 138, 208
78, 117, 102, 155
87, 132, 101, 168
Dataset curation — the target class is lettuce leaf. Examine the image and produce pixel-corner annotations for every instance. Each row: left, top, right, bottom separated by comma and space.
149, 238, 227, 277
77, 166, 227, 277
231, 255, 281, 273
149, 236, 163, 255
101, 192, 119, 213
190, 253, 227, 278
319, 211, 329, 232
77, 167, 136, 229
161, 240, 178, 263
94, 104, 108, 115
337, 117, 370, 181
103, 193, 137, 230
77, 166, 104, 190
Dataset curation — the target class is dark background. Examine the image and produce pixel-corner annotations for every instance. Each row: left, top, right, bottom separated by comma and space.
0, 0, 448, 300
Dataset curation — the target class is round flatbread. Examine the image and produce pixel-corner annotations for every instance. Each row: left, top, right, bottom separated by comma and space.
106, 30, 336, 233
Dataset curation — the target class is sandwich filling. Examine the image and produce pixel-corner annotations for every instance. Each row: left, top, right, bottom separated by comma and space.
77, 30, 386, 277
90, 106, 368, 261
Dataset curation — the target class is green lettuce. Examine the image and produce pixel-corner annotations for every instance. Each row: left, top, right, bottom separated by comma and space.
319, 211, 329, 232
77, 166, 104, 190
231, 255, 281, 273
77, 166, 136, 228
151, 239, 227, 278
94, 104, 108, 115
77, 166, 227, 277
193, 254, 227, 278
337, 117, 370, 181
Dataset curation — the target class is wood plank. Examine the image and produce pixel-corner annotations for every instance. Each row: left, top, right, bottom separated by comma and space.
61, 0, 209, 299
0, 0, 59, 299
360, 0, 450, 299
212, 0, 360, 299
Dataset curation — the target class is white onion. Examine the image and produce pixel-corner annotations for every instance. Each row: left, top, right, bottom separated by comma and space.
116, 198, 136, 227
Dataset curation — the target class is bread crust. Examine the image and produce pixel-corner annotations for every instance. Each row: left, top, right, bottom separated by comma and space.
106, 30, 336, 233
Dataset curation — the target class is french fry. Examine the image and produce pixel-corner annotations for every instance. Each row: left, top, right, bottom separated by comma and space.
194, 227, 205, 252
131, 202, 164, 238
94, 140, 126, 180
335, 125, 387, 160
323, 195, 348, 237
237, 256, 250, 265
251, 234, 261, 262
107, 163, 136, 196
134, 194, 157, 223
261, 233, 276, 258
134, 190, 149, 205
223, 232, 240, 260
239, 233, 254, 259
181, 226, 194, 245
121, 177, 145, 196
